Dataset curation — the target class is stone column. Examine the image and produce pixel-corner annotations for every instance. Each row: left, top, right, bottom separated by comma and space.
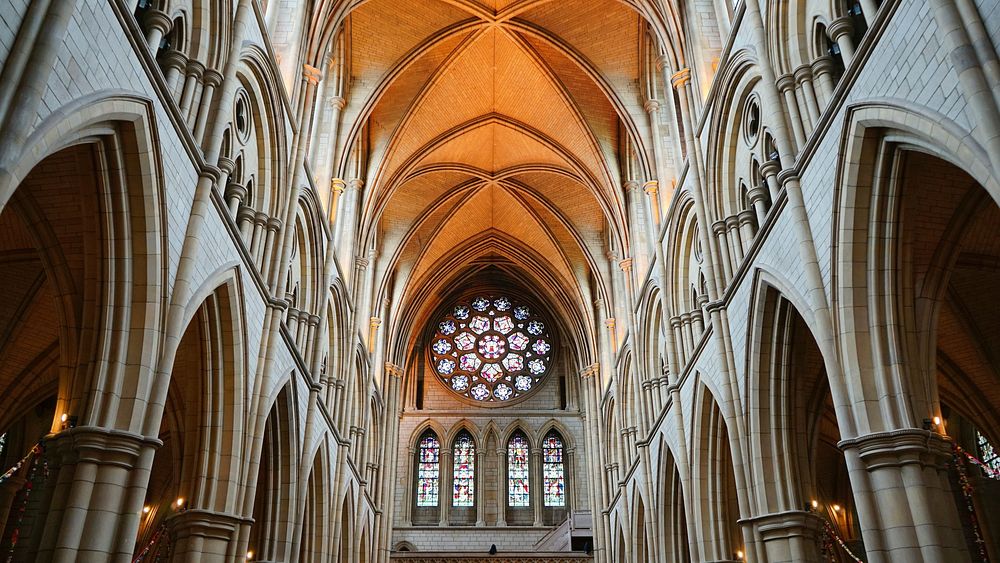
793, 64, 821, 126
160, 50, 188, 97
495, 448, 507, 526
838, 430, 967, 562
532, 448, 543, 526
745, 510, 824, 563
644, 98, 669, 219
476, 449, 487, 526
193, 68, 224, 143
439, 448, 452, 526
712, 220, 733, 281
810, 56, 837, 108
141, 9, 171, 53
178, 59, 206, 123
737, 210, 757, 253
776, 74, 807, 148
759, 160, 782, 202
725, 214, 744, 264
643, 180, 661, 229
169, 509, 253, 562
33, 427, 161, 562
747, 184, 769, 226
828, 17, 856, 66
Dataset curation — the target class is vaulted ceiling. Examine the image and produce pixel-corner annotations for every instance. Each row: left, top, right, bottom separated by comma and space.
329, 0, 661, 359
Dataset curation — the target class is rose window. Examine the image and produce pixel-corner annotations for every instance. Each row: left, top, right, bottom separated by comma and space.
430, 295, 554, 403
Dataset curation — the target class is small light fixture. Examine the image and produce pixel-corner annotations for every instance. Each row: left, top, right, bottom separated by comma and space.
142, 505, 151, 515
60, 413, 68, 423
933, 416, 942, 426
246, 550, 254, 560
175, 497, 185, 509
736, 550, 745, 560
811, 499, 819, 509
833, 504, 841, 512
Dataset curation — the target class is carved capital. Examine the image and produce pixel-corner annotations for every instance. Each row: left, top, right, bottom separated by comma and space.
670, 67, 691, 89
643, 98, 661, 113
302, 64, 323, 85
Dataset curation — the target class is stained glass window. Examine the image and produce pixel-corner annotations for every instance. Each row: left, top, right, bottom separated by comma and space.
416, 433, 440, 507
429, 295, 554, 403
453, 432, 476, 507
543, 432, 566, 507
977, 430, 1000, 479
508, 433, 530, 507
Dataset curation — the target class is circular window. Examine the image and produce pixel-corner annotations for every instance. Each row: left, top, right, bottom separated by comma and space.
234, 90, 251, 143
429, 295, 553, 404
743, 95, 760, 147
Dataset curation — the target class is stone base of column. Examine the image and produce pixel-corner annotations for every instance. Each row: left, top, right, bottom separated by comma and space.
741, 509, 824, 563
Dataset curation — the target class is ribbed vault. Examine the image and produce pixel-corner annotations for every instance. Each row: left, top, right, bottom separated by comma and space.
322, 0, 667, 369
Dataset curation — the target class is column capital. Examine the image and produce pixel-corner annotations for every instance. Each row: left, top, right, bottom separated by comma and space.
838, 428, 952, 470
224, 181, 247, 201
827, 16, 854, 40
775, 72, 797, 92
654, 54, 671, 71
354, 255, 370, 270
370, 317, 382, 328
348, 178, 365, 190
142, 9, 172, 32
623, 180, 641, 193
328, 95, 346, 110
642, 180, 658, 196
159, 49, 188, 71
185, 59, 206, 77
385, 362, 403, 378
670, 68, 691, 89
302, 64, 323, 85
201, 68, 224, 88
643, 98, 661, 114
792, 63, 814, 84
759, 159, 782, 178
618, 257, 633, 272
266, 217, 283, 232
330, 178, 347, 195
746, 185, 769, 205
579, 363, 600, 378
811, 55, 837, 77
605, 318, 616, 329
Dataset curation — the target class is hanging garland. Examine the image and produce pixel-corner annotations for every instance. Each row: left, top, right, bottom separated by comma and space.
951, 443, 990, 563
0, 444, 39, 486
5, 443, 48, 563
132, 522, 171, 563
819, 517, 865, 563
956, 443, 1000, 480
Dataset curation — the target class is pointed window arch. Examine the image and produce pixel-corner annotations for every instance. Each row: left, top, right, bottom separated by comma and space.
543, 431, 566, 507
452, 431, 476, 506
415, 432, 440, 507
508, 432, 530, 507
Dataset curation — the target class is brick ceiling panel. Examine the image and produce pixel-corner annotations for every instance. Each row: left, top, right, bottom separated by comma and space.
416, 122, 570, 173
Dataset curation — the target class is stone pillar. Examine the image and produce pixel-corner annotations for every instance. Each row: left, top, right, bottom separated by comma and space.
737, 210, 757, 253
838, 430, 968, 563
141, 9, 171, 53
160, 50, 188, 96
328, 178, 346, 224
712, 220, 734, 281
643, 180, 661, 229
793, 64, 821, 126
743, 510, 823, 563
829, 17, 856, 66
439, 448, 452, 526
532, 448, 543, 526
476, 449, 487, 526
169, 509, 253, 562
495, 448, 507, 526
810, 56, 837, 108
34, 427, 161, 562
759, 160, 782, 202
193, 69, 224, 143
747, 185, 769, 227
644, 98, 668, 219
178, 59, 206, 123
725, 214, 744, 264
776, 74, 807, 148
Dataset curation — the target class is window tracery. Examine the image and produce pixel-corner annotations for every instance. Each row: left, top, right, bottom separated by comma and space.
508, 433, 530, 507
416, 433, 440, 507
977, 430, 999, 479
453, 432, 475, 507
543, 432, 566, 507
430, 295, 553, 403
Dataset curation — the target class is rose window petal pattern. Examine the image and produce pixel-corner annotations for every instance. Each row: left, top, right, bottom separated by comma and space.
455, 332, 475, 351
478, 335, 506, 359
432, 339, 452, 355
430, 295, 554, 403
460, 353, 481, 372
469, 316, 490, 334
508, 332, 529, 351
494, 316, 514, 334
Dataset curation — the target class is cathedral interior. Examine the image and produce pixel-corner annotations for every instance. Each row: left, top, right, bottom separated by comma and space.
1, 0, 1000, 561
